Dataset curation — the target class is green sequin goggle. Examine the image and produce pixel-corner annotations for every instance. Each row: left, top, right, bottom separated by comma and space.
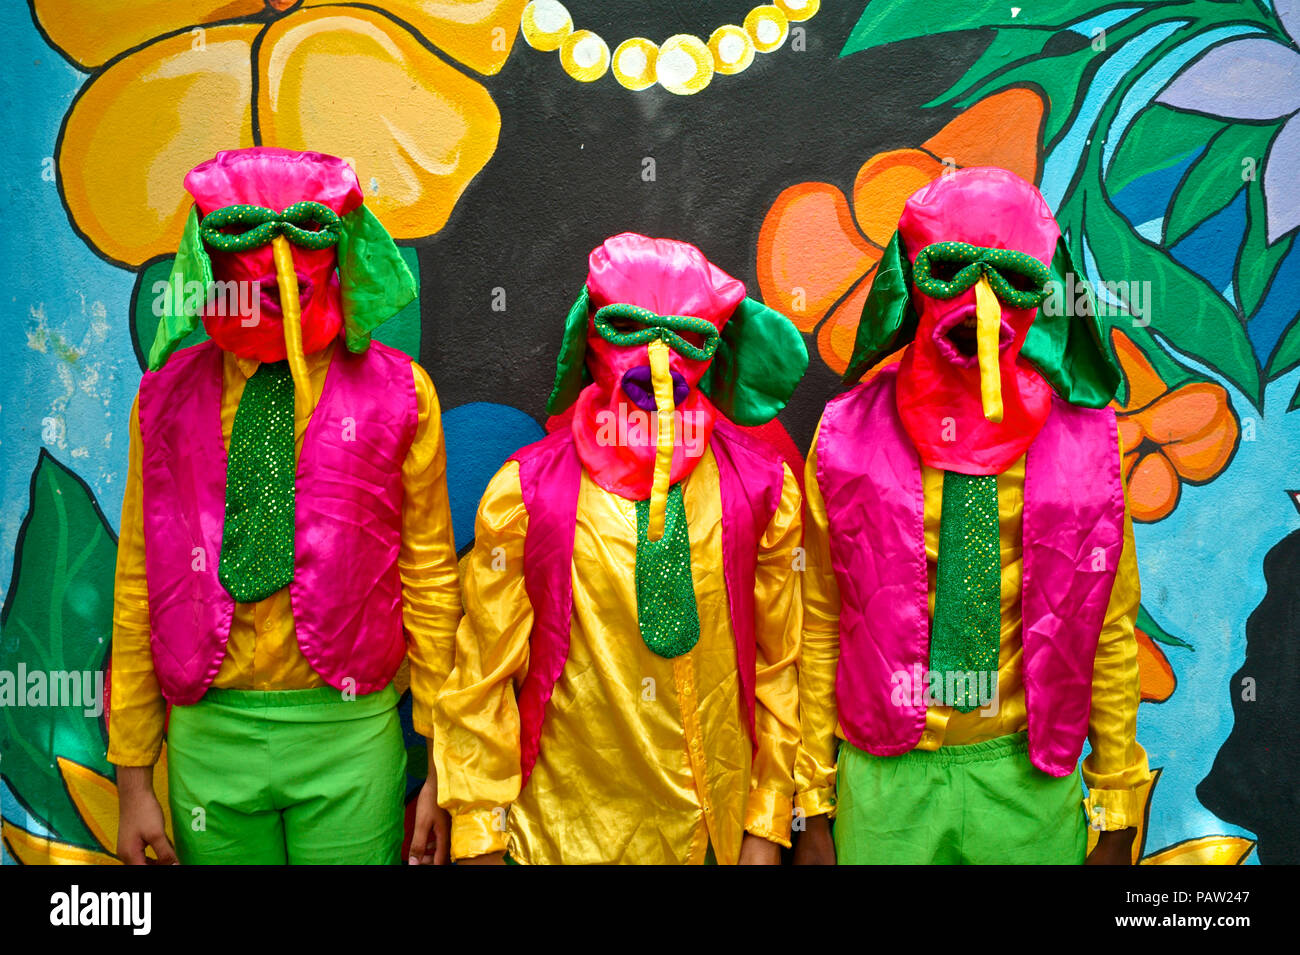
593, 303, 720, 362
199, 201, 343, 253
912, 241, 1052, 309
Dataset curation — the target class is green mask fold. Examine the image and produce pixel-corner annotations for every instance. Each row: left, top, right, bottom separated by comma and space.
699, 296, 808, 426
336, 204, 417, 352
546, 286, 594, 416
147, 202, 415, 370
546, 289, 808, 427
842, 231, 1121, 407
1018, 237, 1121, 409
843, 231, 919, 385
147, 205, 213, 372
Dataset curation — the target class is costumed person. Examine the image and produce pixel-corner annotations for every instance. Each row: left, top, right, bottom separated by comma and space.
108, 147, 462, 865
434, 233, 808, 864
793, 167, 1150, 865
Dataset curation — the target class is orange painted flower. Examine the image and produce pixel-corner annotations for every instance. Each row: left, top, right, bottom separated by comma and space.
1112, 329, 1240, 522
36, 0, 527, 266
757, 88, 1045, 374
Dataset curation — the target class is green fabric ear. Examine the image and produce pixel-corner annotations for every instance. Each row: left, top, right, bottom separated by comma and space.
700, 297, 809, 426
1020, 237, 1121, 408
843, 231, 919, 384
147, 205, 213, 371
337, 204, 417, 352
546, 286, 593, 415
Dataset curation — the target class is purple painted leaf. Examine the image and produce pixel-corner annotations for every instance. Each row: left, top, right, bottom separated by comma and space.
1264, 115, 1300, 242
1157, 38, 1300, 120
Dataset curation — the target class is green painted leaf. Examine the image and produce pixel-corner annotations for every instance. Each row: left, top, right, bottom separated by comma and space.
373, 246, 422, 361
841, 0, 1136, 56
1081, 190, 1261, 406
1267, 312, 1300, 380
1137, 604, 1192, 649
1164, 123, 1271, 247
0, 451, 116, 850
949, 38, 1104, 145
931, 27, 1057, 106
1238, 162, 1295, 326
1106, 105, 1227, 195
131, 257, 208, 373
130, 249, 421, 370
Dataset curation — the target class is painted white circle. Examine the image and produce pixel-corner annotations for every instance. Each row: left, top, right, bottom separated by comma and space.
785, 0, 809, 10
657, 47, 697, 86
531, 0, 570, 33
618, 46, 648, 75
757, 20, 780, 44
718, 34, 746, 64
573, 34, 604, 68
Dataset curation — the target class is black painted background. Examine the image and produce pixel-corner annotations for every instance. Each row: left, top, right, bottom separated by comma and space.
417, 2, 990, 451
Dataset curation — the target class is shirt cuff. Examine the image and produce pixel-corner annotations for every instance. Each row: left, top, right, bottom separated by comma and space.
744, 787, 794, 848
1084, 786, 1143, 831
107, 741, 162, 768
451, 809, 510, 861
795, 786, 837, 820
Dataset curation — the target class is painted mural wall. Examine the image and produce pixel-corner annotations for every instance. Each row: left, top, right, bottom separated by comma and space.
2, 0, 1296, 864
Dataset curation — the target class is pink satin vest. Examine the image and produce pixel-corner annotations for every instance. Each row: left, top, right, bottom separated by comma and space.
136, 340, 417, 704
816, 365, 1125, 776
509, 418, 786, 785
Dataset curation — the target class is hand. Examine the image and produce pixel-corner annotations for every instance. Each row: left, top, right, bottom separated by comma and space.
1085, 827, 1137, 865
738, 834, 782, 865
459, 851, 507, 865
116, 765, 178, 865
408, 770, 451, 866
793, 813, 836, 865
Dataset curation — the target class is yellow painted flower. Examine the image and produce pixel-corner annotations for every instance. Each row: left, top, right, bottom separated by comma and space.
36, 0, 526, 266
2, 747, 174, 865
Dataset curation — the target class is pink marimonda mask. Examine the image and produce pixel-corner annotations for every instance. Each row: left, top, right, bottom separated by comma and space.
573, 232, 746, 500
896, 167, 1059, 475
184, 147, 363, 362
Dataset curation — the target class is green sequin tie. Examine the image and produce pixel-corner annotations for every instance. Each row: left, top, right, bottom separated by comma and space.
633, 484, 700, 658
218, 361, 296, 603
929, 471, 1001, 712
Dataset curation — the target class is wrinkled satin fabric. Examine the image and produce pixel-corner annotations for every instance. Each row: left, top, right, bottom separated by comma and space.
572, 233, 746, 500
894, 168, 1059, 475
135, 339, 415, 704
108, 348, 460, 764
184, 148, 362, 362
815, 363, 1124, 775
434, 451, 803, 864
795, 361, 1150, 828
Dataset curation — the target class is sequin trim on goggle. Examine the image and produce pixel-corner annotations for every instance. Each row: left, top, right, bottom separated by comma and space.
199, 201, 343, 253
912, 241, 1051, 309
593, 303, 721, 362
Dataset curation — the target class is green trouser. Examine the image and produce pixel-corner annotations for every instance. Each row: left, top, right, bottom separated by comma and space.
167, 685, 406, 865
834, 732, 1087, 865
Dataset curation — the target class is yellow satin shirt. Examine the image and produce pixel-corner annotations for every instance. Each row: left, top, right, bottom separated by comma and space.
107, 345, 462, 766
796, 407, 1150, 831
434, 448, 803, 864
